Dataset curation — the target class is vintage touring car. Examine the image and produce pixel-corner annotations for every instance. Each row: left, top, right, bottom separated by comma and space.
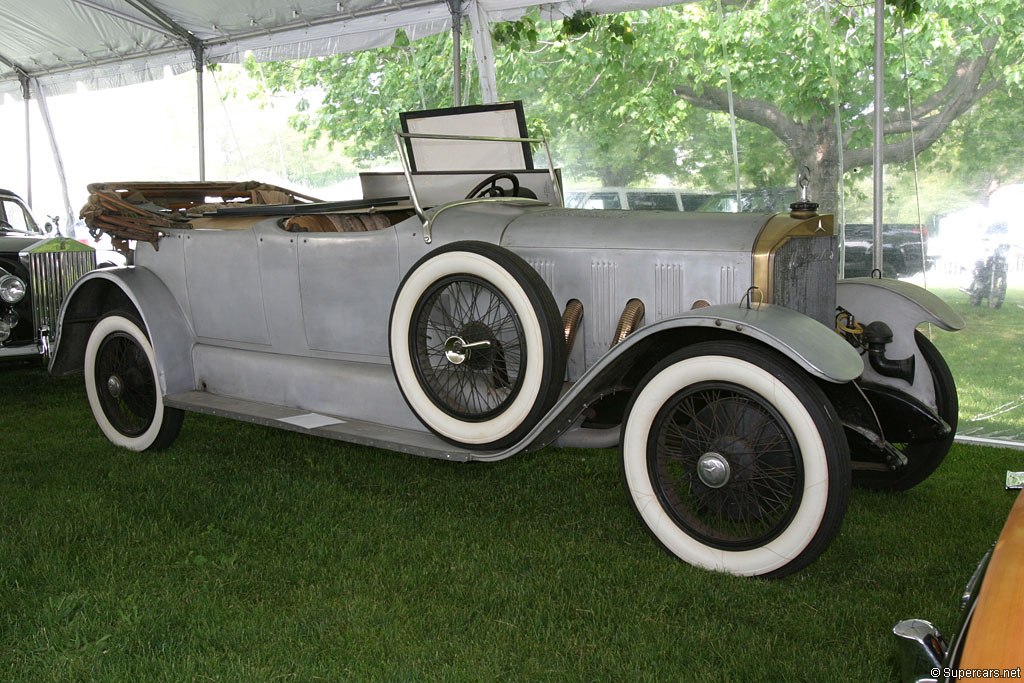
49, 105, 963, 578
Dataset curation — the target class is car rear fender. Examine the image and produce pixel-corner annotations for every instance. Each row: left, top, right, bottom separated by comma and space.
476, 303, 863, 460
837, 277, 964, 405
48, 267, 196, 395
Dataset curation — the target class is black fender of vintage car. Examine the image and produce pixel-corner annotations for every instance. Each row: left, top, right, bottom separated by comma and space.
474, 301, 864, 461
836, 277, 964, 413
48, 266, 197, 395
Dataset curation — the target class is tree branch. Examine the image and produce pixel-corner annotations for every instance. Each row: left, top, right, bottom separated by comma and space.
672, 83, 805, 148
844, 35, 999, 169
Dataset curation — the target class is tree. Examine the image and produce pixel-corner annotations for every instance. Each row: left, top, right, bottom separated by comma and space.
247, 30, 477, 166
664, 0, 1023, 212
246, 0, 1024, 212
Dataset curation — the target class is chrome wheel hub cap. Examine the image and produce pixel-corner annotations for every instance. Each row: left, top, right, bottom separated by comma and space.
443, 335, 491, 365
696, 452, 731, 489
107, 374, 124, 399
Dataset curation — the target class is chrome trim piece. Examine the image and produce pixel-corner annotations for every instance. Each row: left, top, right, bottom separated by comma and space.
26, 246, 95, 353
443, 336, 491, 364
697, 453, 731, 489
893, 619, 945, 683
394, 130, 428, 231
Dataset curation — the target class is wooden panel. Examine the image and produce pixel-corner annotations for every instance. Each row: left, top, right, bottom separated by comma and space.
959, 490, 1024, 669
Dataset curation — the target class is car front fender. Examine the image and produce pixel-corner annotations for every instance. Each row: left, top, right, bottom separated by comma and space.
48, 267, 196, 396
837, 277, 964, 333
837, 277, 964, 408
607, 303, 865, 384
474, 303, 862, 461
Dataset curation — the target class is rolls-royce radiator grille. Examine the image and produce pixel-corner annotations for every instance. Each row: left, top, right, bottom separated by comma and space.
772, 235, 837, 327
30, 250, 96, 335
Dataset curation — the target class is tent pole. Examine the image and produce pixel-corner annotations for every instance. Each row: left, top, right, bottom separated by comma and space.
470, 0, 498, 104
195, 44, 206, 181
872, 0, 884, 275
20, 73, 31, 209
32, 79, 74, 232
447, 0, 464, 106
714, 0, 742, 211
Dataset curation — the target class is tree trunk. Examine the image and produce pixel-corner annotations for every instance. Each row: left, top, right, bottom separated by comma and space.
790, 122, 842, 216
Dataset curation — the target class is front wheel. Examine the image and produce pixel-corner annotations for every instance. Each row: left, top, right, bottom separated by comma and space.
84, 313, 183, 451
620, 341, 850, 578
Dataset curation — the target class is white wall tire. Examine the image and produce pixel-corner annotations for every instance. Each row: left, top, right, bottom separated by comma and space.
84, 313, 183, 451
621, 341, 849, 578
390, 242, 565, 450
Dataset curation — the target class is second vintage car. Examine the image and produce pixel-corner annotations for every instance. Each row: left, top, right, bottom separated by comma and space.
1, 188, 96, 362
894, 472, 1024, 682
49, 104, 963, 578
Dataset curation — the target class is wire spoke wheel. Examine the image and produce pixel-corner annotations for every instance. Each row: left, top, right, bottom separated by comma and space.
411, 274, 526, 421
84, 313, 183, 451
621, 341, 849, 577
389, 242, 565, 450
94, 331, 158, 436
649, 382, 803, 550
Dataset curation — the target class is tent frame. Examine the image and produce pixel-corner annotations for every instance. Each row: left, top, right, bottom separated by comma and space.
3, 0, 891, 274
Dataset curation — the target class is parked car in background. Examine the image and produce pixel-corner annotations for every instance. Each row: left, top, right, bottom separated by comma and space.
50, 107, 964, 578
894, 473, 1024, 682
566, 187, 710, 211
841, 223, 931, 279
699, 187, 799, 213
1, 188, 96, 361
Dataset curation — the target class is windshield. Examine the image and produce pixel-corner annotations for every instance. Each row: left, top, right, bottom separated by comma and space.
0, 198, 42, 235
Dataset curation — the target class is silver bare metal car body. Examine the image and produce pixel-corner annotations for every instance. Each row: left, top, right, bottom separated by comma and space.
53, 203, 865, 458
48, 118, 965, 577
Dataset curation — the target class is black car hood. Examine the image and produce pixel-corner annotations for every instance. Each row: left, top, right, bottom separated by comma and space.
0, 235, 46, 255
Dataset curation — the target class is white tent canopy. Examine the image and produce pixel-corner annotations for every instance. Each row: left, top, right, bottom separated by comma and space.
0, 0, 667, 100
0, 0, 892, 269
0, 0, 680, 213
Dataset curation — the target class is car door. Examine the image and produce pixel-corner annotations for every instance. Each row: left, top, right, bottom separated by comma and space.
295, 226, 400, 358
184, 228, 272, 346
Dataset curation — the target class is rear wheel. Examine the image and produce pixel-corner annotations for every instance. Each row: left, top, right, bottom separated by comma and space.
853, 331, 957, 490
84, 313, 183, 451
620, 341, 850, 578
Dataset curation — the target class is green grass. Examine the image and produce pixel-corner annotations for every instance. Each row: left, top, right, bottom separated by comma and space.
923, 287, 1024, 441
1, 365, 1021, 681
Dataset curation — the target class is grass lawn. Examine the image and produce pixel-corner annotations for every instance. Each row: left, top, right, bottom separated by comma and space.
2, 364, 1022, 681
923, 287, 1024, 441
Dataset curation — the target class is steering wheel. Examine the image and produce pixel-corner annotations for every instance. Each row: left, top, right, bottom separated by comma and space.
465, 173, 521, 199
0, 219, 13, 230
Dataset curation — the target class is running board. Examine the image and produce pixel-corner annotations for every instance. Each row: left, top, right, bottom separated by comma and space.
164, 391, 476, 462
